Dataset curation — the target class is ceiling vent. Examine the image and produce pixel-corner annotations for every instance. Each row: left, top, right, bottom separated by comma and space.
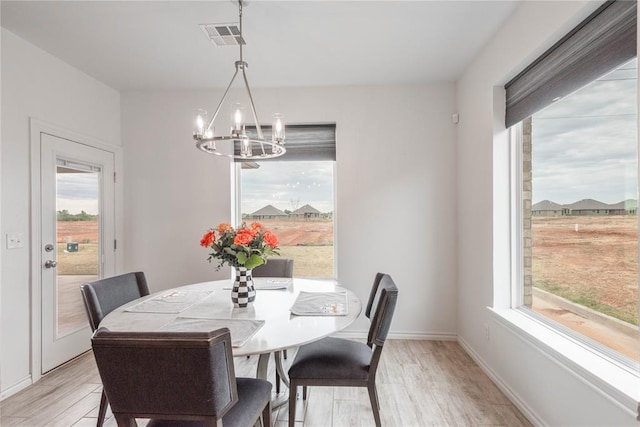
200, 23, 246, 47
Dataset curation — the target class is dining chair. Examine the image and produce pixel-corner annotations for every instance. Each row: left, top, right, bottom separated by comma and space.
80, 272, 150, 426
287, 273, 398, 427
252, 258, 294, 392
91, 327, 272, 427
252, 258, 294, 278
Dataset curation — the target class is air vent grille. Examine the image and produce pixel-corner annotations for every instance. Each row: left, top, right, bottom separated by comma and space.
200, 23, 245, 47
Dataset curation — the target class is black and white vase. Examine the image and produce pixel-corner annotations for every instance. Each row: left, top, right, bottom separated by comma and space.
231, 267, 256, 308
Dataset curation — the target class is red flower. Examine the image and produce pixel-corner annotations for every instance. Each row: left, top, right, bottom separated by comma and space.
263, 230, 279, 248
217, 223, 233, 234
200, 230, 215, 247
234, 229, 255, 246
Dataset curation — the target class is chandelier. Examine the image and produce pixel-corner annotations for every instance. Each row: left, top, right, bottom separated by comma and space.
193, 0, 286, 159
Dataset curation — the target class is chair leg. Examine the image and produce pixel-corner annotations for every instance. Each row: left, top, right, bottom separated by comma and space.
97, 390, 108, 427
283, 349, 288, 360
113, 414, 137, 427
275, 371, 281, 394
302, 385, 307, 400
367, 384, 382, 427
261, 397, 272, 427
288, 384, 297, 427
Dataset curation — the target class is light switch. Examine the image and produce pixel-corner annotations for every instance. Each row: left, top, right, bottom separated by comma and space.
6, 233, 24, 249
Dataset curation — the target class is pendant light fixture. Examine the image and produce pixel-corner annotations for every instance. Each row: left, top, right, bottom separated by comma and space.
193, 0, 286, 159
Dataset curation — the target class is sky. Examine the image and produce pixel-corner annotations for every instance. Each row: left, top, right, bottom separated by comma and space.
56, 172, 99, 214
56, 159, 335, 216
241, 161, 334, 214
532, 59, 638, 205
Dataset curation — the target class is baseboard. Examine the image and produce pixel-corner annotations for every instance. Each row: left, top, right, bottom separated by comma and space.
457, 336, 544, 427
333, 330, 457, 341
0, 375, 32, 401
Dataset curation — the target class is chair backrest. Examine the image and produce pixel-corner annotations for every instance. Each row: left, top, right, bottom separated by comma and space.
91, 327, 237, 424
364, 272, 385, 320
80, 272, 150, 331
252, 258, 294, 278
366, 273, 399, 348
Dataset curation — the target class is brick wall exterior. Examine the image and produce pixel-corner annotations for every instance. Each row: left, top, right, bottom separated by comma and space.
522, 117, 532, 307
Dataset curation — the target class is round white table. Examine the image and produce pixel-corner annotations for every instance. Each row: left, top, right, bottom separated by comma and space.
100, 277, 362, 407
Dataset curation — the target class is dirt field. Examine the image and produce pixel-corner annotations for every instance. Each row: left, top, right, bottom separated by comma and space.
532, 215, 638, 325
256, 218, 333, 246
57, 220, 99, 243
56, 218, 335, 277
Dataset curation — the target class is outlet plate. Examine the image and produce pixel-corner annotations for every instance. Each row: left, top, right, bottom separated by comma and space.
6, 233, 24, 249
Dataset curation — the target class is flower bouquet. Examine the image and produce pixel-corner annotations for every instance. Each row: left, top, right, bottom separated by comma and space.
200, 222, 280, 270
200, 222, 280, 307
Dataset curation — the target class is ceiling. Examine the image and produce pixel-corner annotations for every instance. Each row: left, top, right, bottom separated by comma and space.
1, 1, 520, 91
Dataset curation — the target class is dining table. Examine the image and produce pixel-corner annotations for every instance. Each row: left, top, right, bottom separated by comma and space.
99, 277, 362, 407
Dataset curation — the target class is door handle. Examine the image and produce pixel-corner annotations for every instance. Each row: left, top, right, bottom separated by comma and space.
44, 260, 58, 269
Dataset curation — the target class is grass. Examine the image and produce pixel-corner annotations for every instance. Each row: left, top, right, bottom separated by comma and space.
57, 243, 99, 275
534, 281, 638, 325
278, 245, 334, 277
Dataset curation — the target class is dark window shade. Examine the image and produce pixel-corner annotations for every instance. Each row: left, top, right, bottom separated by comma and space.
505, 0, 636, 128
234, 124, 336, 162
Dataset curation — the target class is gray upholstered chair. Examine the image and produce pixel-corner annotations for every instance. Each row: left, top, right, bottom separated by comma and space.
80, 272, 150, 426
287, 273, 398, 427
252, 258, 294, 392
91, 327, 272, 427
252, 258, 294, 278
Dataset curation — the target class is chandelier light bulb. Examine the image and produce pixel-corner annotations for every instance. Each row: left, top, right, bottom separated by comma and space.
231, 103, 245, 136
272, 113, 285, 143
241, 137, 252, 157
194, 109, 207, 138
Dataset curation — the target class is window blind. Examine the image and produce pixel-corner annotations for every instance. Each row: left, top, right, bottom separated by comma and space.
234, 123, 336, 162
504, 0, 637, 128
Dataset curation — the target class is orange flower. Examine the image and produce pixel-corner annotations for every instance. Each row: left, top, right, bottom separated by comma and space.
234, 229, 255, 245
250, 222, 263, 231
200, 230, 215, 247
217, 223, 233, 234
263, 230, 279, 248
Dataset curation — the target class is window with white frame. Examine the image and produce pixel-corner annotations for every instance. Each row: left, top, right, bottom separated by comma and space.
236, 124, 336, 278
505, 0, 639, 364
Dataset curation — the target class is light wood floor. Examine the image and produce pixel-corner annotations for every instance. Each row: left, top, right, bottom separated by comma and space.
0, 340, 532, 426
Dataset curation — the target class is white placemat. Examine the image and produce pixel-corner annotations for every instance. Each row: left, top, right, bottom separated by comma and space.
290, 291, 348, 316
160, 318, 265, 347
124, 290, 213, 314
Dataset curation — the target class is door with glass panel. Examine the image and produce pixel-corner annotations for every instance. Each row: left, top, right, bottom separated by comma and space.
40, 133, 115, 373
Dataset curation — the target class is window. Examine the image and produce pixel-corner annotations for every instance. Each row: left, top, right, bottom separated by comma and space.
236, 124, 336, 278
506, 0, 639, 364
522, 59, 638, 362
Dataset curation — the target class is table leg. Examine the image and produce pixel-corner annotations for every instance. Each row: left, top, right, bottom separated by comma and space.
274, 351, 290, 388
256, 352, 290, 409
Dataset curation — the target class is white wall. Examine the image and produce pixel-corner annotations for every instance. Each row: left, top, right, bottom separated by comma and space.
121, 84, 459, 337
456, 1, 637, 425
0, 28, 121, 395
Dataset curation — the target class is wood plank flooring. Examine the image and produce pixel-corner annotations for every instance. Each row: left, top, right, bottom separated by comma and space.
0, 340, 532, 426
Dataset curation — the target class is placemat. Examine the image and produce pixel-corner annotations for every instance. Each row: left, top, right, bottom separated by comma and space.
160, 318, 265, 347
124, 290, 213, 314
290, 291, 348, 316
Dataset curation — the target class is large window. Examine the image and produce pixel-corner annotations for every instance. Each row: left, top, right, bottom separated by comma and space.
506, 0, 638, 364
521, 59, 638, 362
237, 124, 336, 278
